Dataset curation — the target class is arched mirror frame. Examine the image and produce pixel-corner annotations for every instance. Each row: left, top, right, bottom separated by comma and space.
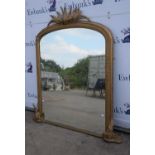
35, 10, 121, 143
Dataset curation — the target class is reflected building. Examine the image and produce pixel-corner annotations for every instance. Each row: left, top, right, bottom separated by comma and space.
86, 55, 105, 97
41, 71, 64, 91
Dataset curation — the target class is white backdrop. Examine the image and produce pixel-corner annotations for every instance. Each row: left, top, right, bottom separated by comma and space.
25, 0, 130, 129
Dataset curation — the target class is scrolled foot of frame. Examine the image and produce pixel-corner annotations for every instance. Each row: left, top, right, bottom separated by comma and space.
103, 131, 123, 143
33, 111, 44, 123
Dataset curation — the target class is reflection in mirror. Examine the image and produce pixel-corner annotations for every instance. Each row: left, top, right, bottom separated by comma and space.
40, 28, 105, 135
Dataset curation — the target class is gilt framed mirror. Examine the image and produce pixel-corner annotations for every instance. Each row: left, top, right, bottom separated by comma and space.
35, 7, 121, 143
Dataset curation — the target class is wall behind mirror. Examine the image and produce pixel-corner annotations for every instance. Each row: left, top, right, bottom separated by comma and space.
40, 28, 106, 135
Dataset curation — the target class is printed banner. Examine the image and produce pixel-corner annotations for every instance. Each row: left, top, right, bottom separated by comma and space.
25, 0, 130, 129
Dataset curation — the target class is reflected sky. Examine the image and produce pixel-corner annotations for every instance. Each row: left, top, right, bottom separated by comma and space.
40, 28, 105, 68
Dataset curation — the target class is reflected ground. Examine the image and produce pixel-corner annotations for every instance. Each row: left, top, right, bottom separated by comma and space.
43, 89, 105, 135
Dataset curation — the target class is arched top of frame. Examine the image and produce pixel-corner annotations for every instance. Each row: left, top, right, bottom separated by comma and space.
36, 7, 113, 45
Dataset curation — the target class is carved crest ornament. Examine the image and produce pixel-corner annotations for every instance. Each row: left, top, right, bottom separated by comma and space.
47, 7, 90, 26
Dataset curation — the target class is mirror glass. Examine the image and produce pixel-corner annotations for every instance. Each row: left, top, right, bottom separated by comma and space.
40, 28, 106, 136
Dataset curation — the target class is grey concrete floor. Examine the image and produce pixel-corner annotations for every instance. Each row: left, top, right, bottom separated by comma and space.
26, 111, 130, 155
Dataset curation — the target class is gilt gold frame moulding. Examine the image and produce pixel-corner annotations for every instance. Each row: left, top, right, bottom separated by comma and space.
35, 7, 122, 143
